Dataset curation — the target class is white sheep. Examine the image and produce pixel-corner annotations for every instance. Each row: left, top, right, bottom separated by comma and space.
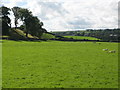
109, 50, 116, 53
103, 49, 108, 51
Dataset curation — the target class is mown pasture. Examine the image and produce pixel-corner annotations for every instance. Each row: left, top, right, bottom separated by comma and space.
2, 40, 118, 88
64, 36, 100, 40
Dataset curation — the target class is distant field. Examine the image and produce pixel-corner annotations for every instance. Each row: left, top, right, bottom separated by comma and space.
64, 36, 100, 40
2, 40, 118, 88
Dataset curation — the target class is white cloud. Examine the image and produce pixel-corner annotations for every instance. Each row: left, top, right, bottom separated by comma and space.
1, 0, 119, 31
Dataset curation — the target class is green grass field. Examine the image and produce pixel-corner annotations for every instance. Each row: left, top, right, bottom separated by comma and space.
2, 40, 118, 88
64, 36, 100, 40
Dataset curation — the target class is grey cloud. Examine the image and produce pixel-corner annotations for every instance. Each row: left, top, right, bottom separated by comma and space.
118, 1, 120, 28
67, 17, 92, 29
37, 2, 69, 20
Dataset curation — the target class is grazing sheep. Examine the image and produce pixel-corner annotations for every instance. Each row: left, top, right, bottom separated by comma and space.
103, 49, 108, 51
109, 50, 116, 53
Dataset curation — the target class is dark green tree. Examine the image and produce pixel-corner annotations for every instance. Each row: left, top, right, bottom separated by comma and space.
18, 8, 32, 37
18, 8, 46, 38
12, 7, 21, 29
0, 6, 11, 35
25, 16, 46, 38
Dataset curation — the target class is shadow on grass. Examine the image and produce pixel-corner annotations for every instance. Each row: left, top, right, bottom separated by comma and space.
2, 38, 120, 43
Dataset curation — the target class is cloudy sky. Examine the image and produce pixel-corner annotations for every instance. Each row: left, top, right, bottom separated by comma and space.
1, 0, 119, 31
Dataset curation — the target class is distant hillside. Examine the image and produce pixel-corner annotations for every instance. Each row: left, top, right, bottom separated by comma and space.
52, 29, 120, 42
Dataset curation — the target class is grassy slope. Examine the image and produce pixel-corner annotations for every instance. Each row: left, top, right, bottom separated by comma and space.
10, 29, 39, 39
64, 36, 100, 40
12, 29, 55, 40
14, 29, 37, 39
2, 40, 118, 88
41, 33, 55, 40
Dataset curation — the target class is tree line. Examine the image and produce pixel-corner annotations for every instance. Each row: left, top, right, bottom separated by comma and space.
85, 29, 120, 42
0, 6, 47, 38
52, 29, 120, 42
